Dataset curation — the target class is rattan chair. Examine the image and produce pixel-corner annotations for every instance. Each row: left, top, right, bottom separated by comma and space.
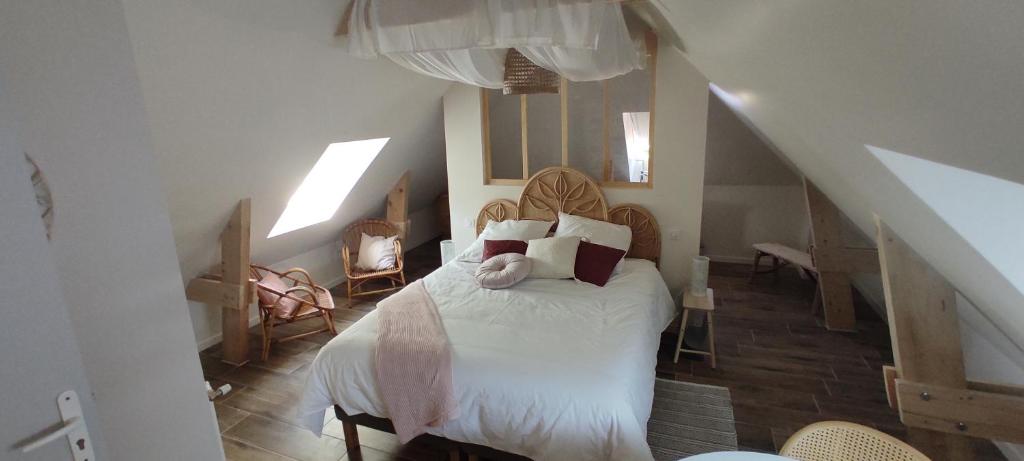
250, 265, 337, 361
780, 421, 930, 461
341, 219, 406, 303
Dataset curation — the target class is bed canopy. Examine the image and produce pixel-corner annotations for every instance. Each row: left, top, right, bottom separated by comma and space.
342, 0, 648, 90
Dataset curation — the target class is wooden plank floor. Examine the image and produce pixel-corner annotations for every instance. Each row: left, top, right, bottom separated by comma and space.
199, 242, 1007, 460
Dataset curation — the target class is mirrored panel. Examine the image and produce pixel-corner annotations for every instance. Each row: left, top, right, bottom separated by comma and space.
526, 93, 562, 176
485, 89, 523, 180
566, 81, 605, 180
607, 67, 652, 183
482, 37, 656, 187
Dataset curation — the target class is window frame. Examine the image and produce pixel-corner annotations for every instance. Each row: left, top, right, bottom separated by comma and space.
481, 33, 658, 188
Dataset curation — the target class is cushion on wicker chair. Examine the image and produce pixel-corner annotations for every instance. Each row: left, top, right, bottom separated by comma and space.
475, 253, 531, 289
255, 273, 301, 318
356, 233, 397, 270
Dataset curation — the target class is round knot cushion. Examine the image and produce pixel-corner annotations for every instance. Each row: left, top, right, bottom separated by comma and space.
475, 253, 531, 289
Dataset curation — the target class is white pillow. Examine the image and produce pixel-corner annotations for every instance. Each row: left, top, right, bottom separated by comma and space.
457, 219, 554, 262
554, 212, 632, 250
553, 212, 632, 272
356, 233, 397, 270
525, 236, 580, 279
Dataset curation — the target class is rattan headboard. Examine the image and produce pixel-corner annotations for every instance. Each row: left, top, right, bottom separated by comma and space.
476, 167, 661, 265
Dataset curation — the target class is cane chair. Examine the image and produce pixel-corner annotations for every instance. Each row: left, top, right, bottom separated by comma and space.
341, 219, 406, 303
780, 421, 930, 461
250, 265, 337, 361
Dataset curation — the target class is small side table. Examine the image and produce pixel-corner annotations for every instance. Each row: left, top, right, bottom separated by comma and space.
673, 288, 716, 368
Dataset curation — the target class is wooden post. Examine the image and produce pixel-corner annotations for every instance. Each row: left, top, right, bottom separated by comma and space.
876, 217, 972, 460
220, 199, 251, 365
386, 171, 410, 240
804, 179, 857, 331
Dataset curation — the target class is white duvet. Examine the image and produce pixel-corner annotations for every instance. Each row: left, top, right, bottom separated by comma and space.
298, 259, 675, 461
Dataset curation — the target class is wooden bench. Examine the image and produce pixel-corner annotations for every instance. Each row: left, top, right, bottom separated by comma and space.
750, 243, 821, 312
750, 243, 815, 276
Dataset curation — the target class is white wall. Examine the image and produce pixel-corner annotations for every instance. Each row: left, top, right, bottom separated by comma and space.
121, 0, 451, 345
0, 0, 223, 459
702, 89, 808, 262
444, 46, 709, 293
701, 186, 808, 263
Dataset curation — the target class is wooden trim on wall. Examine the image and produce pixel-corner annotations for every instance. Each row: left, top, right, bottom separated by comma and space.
645, 30, 657, 188
602, 79, 611, 181
481, 88, 493, 185
560, 78, 569, 166
520, 94, 529, 179
485, 178, 527, 186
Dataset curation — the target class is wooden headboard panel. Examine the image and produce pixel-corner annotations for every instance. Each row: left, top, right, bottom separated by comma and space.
609, 204, 661, 265
518, 167, 608, 222
475, 199, 518, 235
476, 167, 661, 265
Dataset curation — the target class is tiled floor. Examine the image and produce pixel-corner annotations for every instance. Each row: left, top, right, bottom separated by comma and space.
199, 241, 1006, 460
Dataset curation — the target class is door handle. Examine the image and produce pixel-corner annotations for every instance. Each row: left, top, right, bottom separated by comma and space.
20, 416, 82, 453
17, 390, 95, 461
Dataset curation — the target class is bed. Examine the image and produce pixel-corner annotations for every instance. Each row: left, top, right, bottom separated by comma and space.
298, 167, 676, 461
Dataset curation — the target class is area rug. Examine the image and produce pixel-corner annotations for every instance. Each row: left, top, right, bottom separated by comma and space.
648, 378, 738, 460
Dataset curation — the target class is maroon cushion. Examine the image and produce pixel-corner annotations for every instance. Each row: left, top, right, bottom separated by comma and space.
483, 239, 528, 261
574, 240, 627, 287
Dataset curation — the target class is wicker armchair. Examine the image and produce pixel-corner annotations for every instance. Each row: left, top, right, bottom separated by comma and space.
780, 421, 930, 461
250, 265, 337, 361
341, 219, 406, 303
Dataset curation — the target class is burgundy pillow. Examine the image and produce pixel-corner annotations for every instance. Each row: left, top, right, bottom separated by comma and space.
483, 239, 528, 261
574, 240, 627, 287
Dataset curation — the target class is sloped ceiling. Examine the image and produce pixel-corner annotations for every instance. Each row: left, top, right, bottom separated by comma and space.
122, 0, 452, 277
656, 2, 1024, 352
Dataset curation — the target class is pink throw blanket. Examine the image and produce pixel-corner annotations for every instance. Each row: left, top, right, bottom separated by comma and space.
375, 280, 458, 443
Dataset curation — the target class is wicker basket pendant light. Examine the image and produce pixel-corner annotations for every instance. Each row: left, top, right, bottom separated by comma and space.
502, 48, 561, 95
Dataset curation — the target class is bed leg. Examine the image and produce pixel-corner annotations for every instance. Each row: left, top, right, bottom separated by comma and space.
342, 420, 361, 455
448, 448, 460, 461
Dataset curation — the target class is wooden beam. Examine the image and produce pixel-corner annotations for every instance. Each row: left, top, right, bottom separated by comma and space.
804, 179, 857, 331
812, 247, 880, 274
386, 171, 410, 240
220, 199, 252, 366
334, 1, 354, 37
876, 219, 965, 386
896, 380, 1024, 444
184, 277, 249, 309
876, 217, 972, 460
883, 365, 899, 409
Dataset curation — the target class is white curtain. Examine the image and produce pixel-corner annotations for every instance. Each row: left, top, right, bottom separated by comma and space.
516, 3, 643, 81
387, 49, 506, 88
345, 0, 645, 85
622, 112, 650, 182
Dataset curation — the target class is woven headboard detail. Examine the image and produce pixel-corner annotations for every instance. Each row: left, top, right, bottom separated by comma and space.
476, 199, 518, 234
475, 167, 661, 265
518, 167, 608, 222
609, 204, 661, 265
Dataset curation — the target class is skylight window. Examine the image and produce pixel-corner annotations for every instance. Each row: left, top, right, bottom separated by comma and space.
268, 138, 389, 238
867, 144, 1024, 289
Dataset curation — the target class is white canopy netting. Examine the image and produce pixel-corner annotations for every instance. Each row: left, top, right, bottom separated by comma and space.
345, 0, 648, 88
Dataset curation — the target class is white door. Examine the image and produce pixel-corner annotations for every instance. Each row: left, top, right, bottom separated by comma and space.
0, 80, 107, 460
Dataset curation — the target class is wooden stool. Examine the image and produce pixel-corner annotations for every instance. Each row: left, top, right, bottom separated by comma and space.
673, 288, 716, 368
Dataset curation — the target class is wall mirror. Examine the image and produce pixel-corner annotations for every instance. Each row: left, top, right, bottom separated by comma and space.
482, 35, 657, 187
